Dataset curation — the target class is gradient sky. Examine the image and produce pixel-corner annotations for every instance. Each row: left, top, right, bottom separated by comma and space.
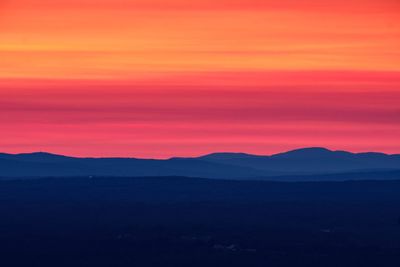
1, 0, 399, 157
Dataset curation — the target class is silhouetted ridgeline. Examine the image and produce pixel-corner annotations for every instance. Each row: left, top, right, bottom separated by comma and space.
0, 147, 399, 180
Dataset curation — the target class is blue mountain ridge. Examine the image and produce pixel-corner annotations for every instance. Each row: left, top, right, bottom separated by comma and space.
0, 147, 399, 179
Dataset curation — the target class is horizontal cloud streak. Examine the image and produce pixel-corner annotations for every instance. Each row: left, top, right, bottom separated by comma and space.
1, 71, 399, 156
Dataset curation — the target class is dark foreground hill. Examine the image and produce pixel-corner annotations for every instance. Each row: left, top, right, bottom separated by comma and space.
1, 147, 399, 179
1, 177, 400, 267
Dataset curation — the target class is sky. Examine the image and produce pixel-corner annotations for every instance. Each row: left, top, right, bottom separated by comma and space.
0, 0, 399, 158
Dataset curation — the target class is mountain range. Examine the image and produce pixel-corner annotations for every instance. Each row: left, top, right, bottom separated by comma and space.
0, 147, 399, 180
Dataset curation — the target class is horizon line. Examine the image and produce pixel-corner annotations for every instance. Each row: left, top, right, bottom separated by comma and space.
1, 146, 398, 160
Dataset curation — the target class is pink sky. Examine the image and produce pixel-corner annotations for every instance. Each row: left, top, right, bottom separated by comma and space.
1, 71, 399, 158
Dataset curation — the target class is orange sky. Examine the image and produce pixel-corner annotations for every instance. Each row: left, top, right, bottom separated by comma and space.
0, 0, 399, 157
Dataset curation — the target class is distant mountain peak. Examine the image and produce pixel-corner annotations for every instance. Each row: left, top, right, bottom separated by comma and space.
286, 147, 331, 153
18, 151, 62, 156
271, 147, 335, 158
16, 152, 69, 158
200, 152, 259, 160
